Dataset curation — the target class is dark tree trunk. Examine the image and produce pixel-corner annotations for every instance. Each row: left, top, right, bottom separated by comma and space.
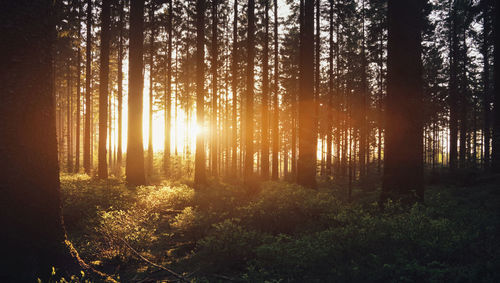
117, 0, 124, 169
326, 0, 334, 176
67, 63, 73, 172
314, 0, 320, 176
261, 0, 270, 180
244, 0, 255, 184
98, 0, 110, 179
380, 0, 424, 202
147, 2, 155, 178
492, 0, 500, 172
483, 0, 491, 169
271, 0, 279, 180
359, 0, 368, 178
211, 0, 219, 177
0, 1, 77, 280
164, 0, 173, 176
297, 0, 317, 189
76, 2, 82, 172
194, 0, 207, 186
126, 0, 146, 185
231, 0, 238, 177
449, 4, 459, 171
84, 0, 92, 174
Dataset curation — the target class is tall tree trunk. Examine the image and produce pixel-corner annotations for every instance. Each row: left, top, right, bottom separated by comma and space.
164, 0, 173, 176
211, 0, 219, 177
459, 26, 468, 168
381, 0, 424, 202
493, 0, 500, 172
75, 2, 82, 172
147, 2, 155, 178
0, 1, 77, 279
126, 0, 146, 185
326, 0, 334, 176
194, 0, 207, 186
359, 0, 368, 178
98, 0, 110, 179
261, 0, 270, 180
117, 0, 124, 169
483, 0, 491, 169
67, 63, 73, 172
231, 0, 238, 177
449, 3, 459, 172
244, 0, 255, 184
271, 0, 279, 180
314, 0, 320, 175
84, 0, 92, 174
297, 0, 317, 189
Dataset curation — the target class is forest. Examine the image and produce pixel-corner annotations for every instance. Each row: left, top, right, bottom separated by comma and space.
1, 0, 500, 281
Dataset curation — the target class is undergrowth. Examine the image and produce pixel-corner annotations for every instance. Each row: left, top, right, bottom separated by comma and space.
60, 173, 500, 282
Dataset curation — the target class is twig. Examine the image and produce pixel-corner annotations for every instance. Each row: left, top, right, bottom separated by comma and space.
213, 274, 245, 282
117, 236, 191, 282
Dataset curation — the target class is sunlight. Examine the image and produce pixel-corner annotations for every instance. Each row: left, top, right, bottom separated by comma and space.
114, 69, 199, 156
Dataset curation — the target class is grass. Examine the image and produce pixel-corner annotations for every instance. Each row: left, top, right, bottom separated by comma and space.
60, 172, 500, 282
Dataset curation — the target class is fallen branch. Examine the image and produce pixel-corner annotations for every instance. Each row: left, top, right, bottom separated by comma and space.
213, 274, 245, 282
117, 237, 191, 282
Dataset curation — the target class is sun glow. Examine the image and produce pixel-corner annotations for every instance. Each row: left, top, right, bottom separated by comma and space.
110, 70, 200, 157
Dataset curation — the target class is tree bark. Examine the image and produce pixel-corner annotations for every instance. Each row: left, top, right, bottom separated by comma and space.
76, 2, 82, 172
297, 0, 317, 189
117, 0, 124, 169
211, 0, 219, 177
147, 2, 155, 178
261, 0, 270, 180
194, 0, 207, 186
483, 0, 491, 169
272, 0, 279, 180
231, 0, 238, 177
83, 0, 92, 174
381, 0, 424, 202
164, 0, 173, 176
244, 0, 255, 184
493, 0, 500, 172
449, 3, 459, 172
0, 1, 76, 279
126, 0, 146, 185
98, 0, 110, 179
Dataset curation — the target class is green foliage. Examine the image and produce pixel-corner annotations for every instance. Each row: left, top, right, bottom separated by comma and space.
61, 175, 500, 282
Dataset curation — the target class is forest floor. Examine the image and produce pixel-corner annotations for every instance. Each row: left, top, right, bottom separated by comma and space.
60, 171, 500, 282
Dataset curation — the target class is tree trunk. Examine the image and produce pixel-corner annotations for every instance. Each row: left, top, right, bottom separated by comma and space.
75, 2, 82, 172
84, 0, 92, 174
483, 0, 491, 169
492, 0, 500, 172
359, 0, 368, 178
147, 2, 155, 178
194, 0, 207, 186
67, 63, 73, 172
449, 3, 459, 172
272, 0, 279, 180
0, 1, 77, 279
231, 0, 238, 177
211, 0, 219, 177
326, 0, 334, 176
126, 0, 146, 185
261, 0, 270, 180
98, 0, 110, 179
297, 0, 317, 189
244, 0, 255, 184
117, 0, 124, 170
164, 0, 173, 176
381, 0, 424, 202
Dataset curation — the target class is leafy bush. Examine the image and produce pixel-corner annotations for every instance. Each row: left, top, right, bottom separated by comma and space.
60, 174, 500, 282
